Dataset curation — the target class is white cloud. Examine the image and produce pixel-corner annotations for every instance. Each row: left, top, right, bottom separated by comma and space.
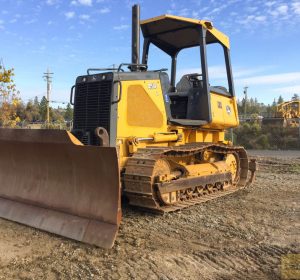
113, 24, 129, 30
233, 66, 273, 78
191, 11, 199, 18
255, 15, 266, 22
0, 19, 4, 25
277, 4, 288, 15
99, 7, 110, 14
207, 3, 228, 15
177, 69, 300, 97
265, 1, 276, 7
269, 4, 289, 17
236, 72, 300, 86
273, 85, 300, 94
209, 66, 227, 79
211, 7, 222, 14
175, 65, 274, 83
46, 0, 59, 5
176, 68, 200, 79
178, 8, 189, 17
292, 2, 300, 15
79, 14, 90, 20
71, 0, 92, 6
239, 14, 267, 25
65, 11, 75, 19
80, 0, 92, 4
175, 66, 226, 81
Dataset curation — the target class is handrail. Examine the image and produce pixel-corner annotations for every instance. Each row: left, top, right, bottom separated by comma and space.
117, 63, 147, 72
70, 85, 75, 105
87, 68, 123, 75
112, 81, 122, 104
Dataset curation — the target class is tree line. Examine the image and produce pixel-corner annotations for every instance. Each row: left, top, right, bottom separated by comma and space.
237, 94, 300, 117
0, 66, 73, 128
233, 94, 300, 150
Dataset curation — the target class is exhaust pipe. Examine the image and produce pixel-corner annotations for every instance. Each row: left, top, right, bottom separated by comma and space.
131, 4, 140, 71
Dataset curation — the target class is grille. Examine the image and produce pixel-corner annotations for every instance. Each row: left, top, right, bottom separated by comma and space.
73, 80, 112, 145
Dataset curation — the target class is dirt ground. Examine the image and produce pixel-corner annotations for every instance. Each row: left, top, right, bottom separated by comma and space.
0, 150, 299, 280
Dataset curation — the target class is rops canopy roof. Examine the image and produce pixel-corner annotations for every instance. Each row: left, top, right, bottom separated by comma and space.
140, 15, 230, 56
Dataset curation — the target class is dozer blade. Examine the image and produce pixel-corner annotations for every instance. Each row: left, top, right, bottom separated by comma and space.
0, 129, 121, 249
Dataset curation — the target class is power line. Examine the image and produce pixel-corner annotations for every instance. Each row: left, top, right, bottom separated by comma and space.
50, 100, 69, 104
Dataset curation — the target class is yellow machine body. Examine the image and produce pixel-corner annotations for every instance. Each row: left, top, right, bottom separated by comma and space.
263, 100, 300, 128
276, 100, 300, 119
116, 80, 239, 169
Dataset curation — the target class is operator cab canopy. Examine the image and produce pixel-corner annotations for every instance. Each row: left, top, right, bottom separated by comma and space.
140, 15, 235, 126
140, 14, 230, 56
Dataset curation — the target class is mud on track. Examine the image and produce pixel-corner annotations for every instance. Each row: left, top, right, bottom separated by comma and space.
0, 150, 299, 280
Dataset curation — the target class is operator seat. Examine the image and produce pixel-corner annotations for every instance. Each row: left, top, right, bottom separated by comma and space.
168, 73, 205, 120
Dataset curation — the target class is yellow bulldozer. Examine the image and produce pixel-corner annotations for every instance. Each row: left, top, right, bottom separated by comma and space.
0, 5, 256, 249
262, 100, 300, 128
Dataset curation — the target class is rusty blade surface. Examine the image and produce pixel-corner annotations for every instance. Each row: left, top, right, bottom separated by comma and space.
0, 128, 121, 249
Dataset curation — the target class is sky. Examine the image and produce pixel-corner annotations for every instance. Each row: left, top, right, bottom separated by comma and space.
1, 0, 300, 106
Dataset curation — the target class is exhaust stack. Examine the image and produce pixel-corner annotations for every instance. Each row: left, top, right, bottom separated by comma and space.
131, 4, 140, 71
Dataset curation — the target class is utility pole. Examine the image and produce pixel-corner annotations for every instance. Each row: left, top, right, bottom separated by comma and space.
243, 86, 248, 115
43, 68, 53, 128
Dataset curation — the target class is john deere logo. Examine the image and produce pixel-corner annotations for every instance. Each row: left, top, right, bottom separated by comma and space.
226, 105, 231, 115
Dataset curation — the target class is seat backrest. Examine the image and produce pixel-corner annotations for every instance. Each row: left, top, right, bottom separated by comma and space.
164, 73, 210, 122
176, 75, 193, 93
175, 74, 207, 120
186, 85, 205, 120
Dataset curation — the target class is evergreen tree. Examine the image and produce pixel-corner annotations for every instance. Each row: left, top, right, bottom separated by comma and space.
39, 96, 48, 121
271, 99, 277, 116
25, 99, 41, 122
277, 95, 284, 104
291, 93, 299, 101
34, 96, 39, 106
64, 103, 73, 121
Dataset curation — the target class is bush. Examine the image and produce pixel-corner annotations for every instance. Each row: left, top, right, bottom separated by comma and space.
232, 122, 300, 150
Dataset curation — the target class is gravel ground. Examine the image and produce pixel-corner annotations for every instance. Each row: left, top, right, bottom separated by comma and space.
0, 150, 299, 280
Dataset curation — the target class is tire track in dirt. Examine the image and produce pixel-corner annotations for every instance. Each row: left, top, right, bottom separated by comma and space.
191, 244, 298, 280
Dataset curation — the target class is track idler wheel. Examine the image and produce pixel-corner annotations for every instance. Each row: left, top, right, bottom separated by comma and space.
225, 153, 239, 183
153, 159, 178, 206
